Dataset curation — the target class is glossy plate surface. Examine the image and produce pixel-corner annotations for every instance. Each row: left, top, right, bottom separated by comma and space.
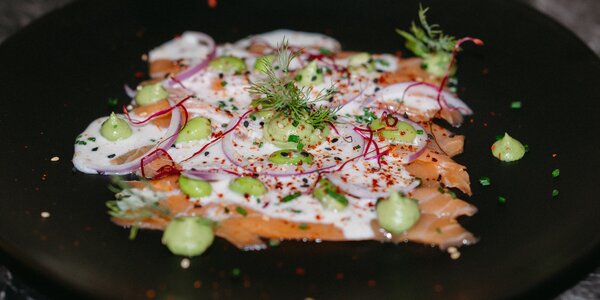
0, 0, 599, 299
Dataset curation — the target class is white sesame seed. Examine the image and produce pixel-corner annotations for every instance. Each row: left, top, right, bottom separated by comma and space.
447, 246, 458, 254
180, 258, 191, 269
450, 252, 461, 260
50, 156, 60, 162
40, 211, 50, 218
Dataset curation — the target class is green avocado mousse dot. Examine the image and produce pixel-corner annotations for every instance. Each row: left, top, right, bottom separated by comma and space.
100, 112, 132, 141
491, 132, 526, 162
135, 82, 169, 106
254, 55, 275, 73
268, 150, 313, 165
178, 175, 212, 197
161, 216, 214, 257
312, 178, 348, 211
229, 176, 267, 196
376, 191, 420, 234
263, 114, 330, 149
295, 60, 324, 86
369, 117, 417, 144
176, 117, 212, 143
208, 56, 246, 74
348, 52, 375, 72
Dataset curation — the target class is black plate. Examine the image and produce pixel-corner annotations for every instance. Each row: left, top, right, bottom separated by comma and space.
1, 0, 599, 299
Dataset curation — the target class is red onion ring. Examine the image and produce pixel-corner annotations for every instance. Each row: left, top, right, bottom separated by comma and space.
165, 32, 217, 87
221, 123, 365, 177
92, 100, 182, 175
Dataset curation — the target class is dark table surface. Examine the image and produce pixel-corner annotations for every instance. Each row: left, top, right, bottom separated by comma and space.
0, 0, 598, 299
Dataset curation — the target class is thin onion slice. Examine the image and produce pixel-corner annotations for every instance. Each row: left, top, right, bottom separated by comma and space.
92, 101, 182, 175
165, 32, 217, 87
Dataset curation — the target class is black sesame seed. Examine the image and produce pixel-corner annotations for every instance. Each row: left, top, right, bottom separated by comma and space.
331, 138, 339, 143
300, 152, 309, 157
334, 157, 342, 161
281, 152, 288, 157
302, 178, 308, 183
204, 151, 210, 156
107, 154, 116, 159
374, 87, 380, 92
325, 147, 332, 151
91, 147, 98, 152
243, 121, 249, 127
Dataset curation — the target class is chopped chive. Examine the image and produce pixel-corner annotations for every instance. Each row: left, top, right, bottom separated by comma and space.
297, 143, 304, 151
510, 101, 522, 109
326, 189, 349, 205
416, 129, 424, 134
524, 144, 530, 152
479, 176, 491, 186
235, 206, 247, 216
218, 101, 227, 109
87, 137, 96, 142
128, 226, 139, 240
258, 142, 264, 148
282, 192, 301, 203
438, 187, 444, 194
447, 190, 457, 198
319, 47, 331, 55
292, 120, 299, 127
269, 239, 280, 247
498, 196, 506, 204
287, 135, 300, 143
353, 145, 361, 150
220, 81, 228, 87
551, 189, 559, 197
551, 168, 560, 178
298, 223, 309, 230
107, 97, 118, 107
231, 268, 241, 277
250, 114, 257, 121
231, 105, 238, 111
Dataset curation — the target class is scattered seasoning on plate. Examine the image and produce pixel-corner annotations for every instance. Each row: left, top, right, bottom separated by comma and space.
231, 268, 241, 277
40, 211, 50, 218
552, 189, 559, 197
552, 168, 560, 178
50, 156, 60, 162
510, 101, 522, 109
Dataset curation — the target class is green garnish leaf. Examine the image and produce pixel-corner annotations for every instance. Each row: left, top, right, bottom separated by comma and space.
297, 142, 304, 151
510, 101, 522, 109
395, 5, 457, 57
282, 192, 301, 203
235, 206, 247, 216
354, 108, 377, 124
287, 134, 300, 143
552, 168, 560, 178
551, 189, 559, 197
298, 223, 309, 230
479, 176, 491, 186
498, 196, 506, 204
325, 188, 349, 206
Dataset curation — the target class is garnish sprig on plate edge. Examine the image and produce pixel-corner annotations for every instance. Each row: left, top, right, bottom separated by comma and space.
248, 40, 339, 130
396, 4, 459, 78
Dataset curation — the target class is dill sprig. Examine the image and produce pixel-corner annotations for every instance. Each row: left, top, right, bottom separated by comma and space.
248, 40, 339, 130
396, 5, 457, 57
106, 176, 171, 239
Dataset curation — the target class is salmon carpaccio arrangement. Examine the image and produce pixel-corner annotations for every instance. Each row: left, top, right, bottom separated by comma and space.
73, 17, 484, 256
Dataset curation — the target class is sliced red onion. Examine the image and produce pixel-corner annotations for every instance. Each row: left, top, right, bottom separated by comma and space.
124, 84, 137, 98
363, 81, 472, 115
221, 122, 364, 177
165, 32, 216, 87
92, 101, 182, 175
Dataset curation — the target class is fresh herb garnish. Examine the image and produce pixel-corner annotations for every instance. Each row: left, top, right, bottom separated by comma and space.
510, 101, 522, 109
287, 134, 300, 143
498, 196, 506, 204
354, 107, 377, 124
248, 40, 339, 130
551, 189, 559, 197
298, 223, 309, 230
235, 206, 247, 216
396, 5, 457, 58
282, 192, 301, 203
479, 176, 491, 186
551, 168, 560, 178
